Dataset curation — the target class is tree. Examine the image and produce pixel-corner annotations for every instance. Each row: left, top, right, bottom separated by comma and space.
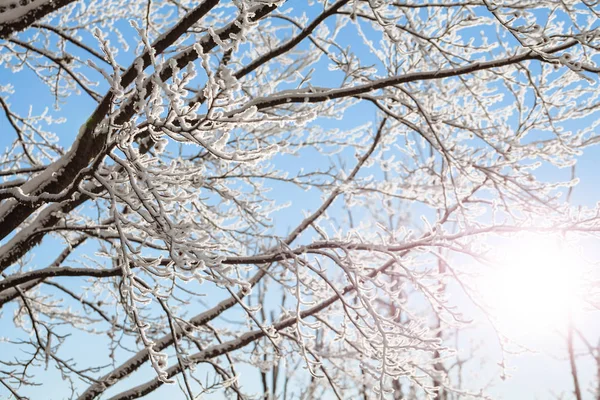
1, 0, 600, 398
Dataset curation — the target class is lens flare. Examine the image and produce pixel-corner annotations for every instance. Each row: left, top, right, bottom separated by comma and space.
481, 234, 584, 336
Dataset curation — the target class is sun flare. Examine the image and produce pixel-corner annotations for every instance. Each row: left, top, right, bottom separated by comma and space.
482, 234, 584, 336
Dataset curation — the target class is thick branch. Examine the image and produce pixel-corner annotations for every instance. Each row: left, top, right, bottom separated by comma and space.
107, 258, 397, 400
0, 0, 79, 39
76, 118, 386, 400
0, 0, 225, 245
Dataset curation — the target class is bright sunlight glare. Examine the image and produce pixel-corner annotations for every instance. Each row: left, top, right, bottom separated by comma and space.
481, 234, 585, 337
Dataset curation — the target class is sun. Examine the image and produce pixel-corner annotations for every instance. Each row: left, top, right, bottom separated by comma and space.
481, 234, 585, 336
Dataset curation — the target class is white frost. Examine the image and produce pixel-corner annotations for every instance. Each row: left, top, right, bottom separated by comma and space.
0, 0, 51, 25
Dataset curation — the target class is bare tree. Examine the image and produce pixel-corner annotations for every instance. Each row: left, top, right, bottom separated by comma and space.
1, 0, 600, 399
